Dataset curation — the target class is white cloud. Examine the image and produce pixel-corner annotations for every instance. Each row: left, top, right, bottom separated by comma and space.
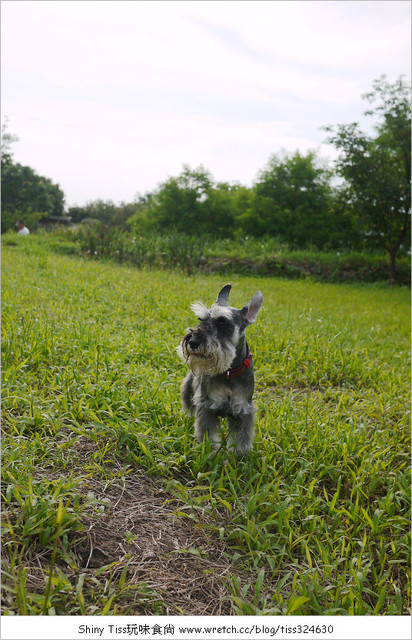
188, 1, 410, 71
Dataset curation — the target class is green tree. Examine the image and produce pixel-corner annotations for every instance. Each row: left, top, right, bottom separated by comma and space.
1, 162, 65, 232
42, 177, 65, 217
68, 200, 139, 228
1, 119, 19, 166
140, 165, 228, 235
1, 122, 65, 232
325, 76, 411, 279
218, 183, 257, 237
253, 151, 336, 248
203, 182, 246, 236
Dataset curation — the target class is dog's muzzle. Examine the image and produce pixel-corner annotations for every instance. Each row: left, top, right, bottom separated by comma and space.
177, 327, 237, 375
182, 331, 206, 357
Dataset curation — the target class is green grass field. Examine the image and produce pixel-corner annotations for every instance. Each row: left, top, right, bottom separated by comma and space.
1, 234, 410, 616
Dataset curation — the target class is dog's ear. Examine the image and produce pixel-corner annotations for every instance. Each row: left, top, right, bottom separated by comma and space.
216, 284, 231, 306
242, 291, 263, 325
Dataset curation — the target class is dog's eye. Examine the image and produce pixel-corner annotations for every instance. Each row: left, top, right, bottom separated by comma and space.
216, 317, 230, 328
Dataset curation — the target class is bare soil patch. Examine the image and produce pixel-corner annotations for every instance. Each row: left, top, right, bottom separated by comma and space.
3, 433, 255, 615
76, 466, 239, 614
59, 436, 251, 615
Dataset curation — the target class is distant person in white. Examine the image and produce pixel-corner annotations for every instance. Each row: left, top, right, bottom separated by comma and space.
16, 220, 30, 236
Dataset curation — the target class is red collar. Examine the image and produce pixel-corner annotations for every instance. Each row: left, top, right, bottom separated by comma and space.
223, 345, 253, 378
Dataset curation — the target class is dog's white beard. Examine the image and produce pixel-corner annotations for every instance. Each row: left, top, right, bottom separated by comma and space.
176, 339, 236, 376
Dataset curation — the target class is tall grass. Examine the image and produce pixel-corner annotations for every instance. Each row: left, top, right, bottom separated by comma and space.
7, 228, 410, 283
68, 226, 410, 284
74, 224, 206, 271
1, 234, 410, 615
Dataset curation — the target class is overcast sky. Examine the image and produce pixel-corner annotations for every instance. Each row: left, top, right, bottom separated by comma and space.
2, 0, 410, 208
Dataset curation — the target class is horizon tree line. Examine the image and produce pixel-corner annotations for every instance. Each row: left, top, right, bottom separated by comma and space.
2, 76, 410, 277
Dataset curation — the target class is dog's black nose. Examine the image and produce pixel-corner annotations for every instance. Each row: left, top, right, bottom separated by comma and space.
188, 336, 201, 350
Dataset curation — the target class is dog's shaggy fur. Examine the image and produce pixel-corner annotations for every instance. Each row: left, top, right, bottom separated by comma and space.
177, 284, 263, 455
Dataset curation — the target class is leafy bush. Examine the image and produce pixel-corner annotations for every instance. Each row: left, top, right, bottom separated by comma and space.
75, 224, 206, 271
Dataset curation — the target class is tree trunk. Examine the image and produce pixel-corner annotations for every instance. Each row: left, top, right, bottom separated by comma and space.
389, 249, 397, 282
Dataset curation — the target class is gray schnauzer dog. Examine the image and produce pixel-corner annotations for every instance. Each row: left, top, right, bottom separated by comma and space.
177, 284, 263, 456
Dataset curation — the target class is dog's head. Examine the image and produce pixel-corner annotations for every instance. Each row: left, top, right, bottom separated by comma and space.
177, 284, 263, 375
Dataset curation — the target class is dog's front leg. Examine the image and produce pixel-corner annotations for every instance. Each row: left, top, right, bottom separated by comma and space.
194, 405, 221, 450
181, 372, 194, 414
227, 409, 255, 456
